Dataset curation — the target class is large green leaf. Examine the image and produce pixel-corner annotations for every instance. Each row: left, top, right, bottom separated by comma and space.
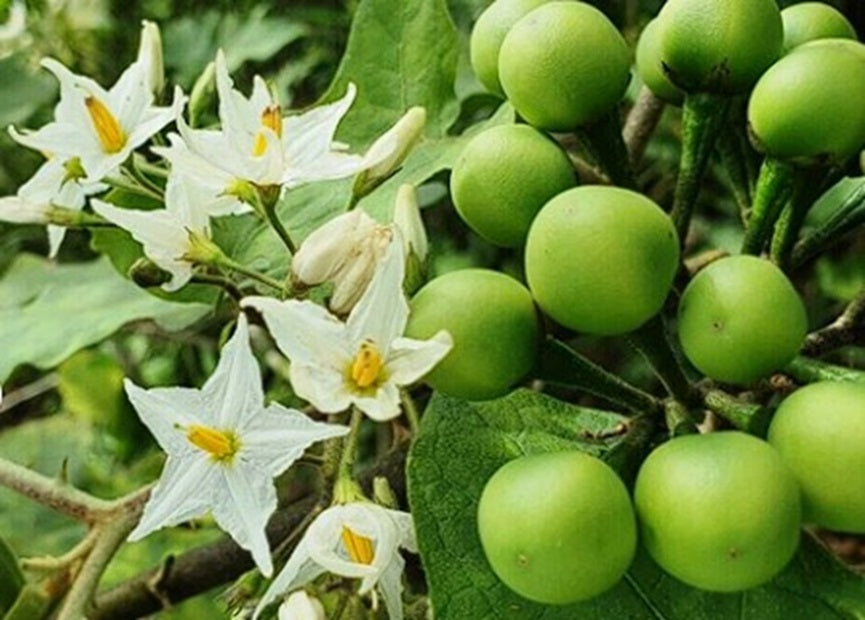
322, 0, 460, 147
0, 254, 209, 382
0, 534, 23, 615
407, 389, 865, 619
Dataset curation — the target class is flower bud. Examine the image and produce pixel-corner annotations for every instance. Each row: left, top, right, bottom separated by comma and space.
353, 107, 426, 196
278, 591, 325, 620
0, 196, 50, 224
189, 61, 216, 128
183, 230, 224, 265
137, 21, 164, 97
393, 184, 428, 262
129, 257, 172, 288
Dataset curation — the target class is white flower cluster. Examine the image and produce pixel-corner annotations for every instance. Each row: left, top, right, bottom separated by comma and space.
0, 22, 450, 620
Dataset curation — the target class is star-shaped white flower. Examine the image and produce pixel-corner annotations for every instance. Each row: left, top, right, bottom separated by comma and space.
0, 157, 105, 257
91, 174, 215, 291
9, 53, 182, 183
125, 314, 349, 577
255, 502, 417, 620
243, 239, 452, 421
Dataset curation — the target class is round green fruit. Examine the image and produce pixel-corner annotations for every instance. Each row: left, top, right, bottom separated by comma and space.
748, 40, 865, 163
478, 451, 637, 604
656, 0, 782, 93
405, 269, 539, 400
469, 0, 551, 96
634, 431, 802, 592
677, 256, 807, 385
636, 18, 684, 105
781, 2, 857, 54
450, 124, 577, 247
525, 186, 679, 335
498, 1, 631, 130
769, 381, 865, 533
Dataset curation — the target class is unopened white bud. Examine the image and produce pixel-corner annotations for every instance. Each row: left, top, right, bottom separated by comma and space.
354, 107, 427, 196
0, 196, 50, 224
328, 225, 392, 315
278, 591, 325, 620
393, 184, 428, 263
292, 210, 379, 284
137, 20, 164, 96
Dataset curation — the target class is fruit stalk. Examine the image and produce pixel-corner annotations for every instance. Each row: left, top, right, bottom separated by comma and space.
702, 389, 771, 435
784, 356, 865, 385
575, 107, 637, 189
769, 167, 826, 270
623, 86, 665, 167
802, 289, 865, 356
669, 93, 730, 243
741, 158, 795, 255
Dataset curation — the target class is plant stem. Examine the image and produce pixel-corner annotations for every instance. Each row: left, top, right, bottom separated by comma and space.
623, 86, 665, 167
217, 256, 285, 293
770, 166, 826, 270
627, 315, 696, 405
333, 409, 365, 503
803, 289, 865, 356
575, 106, 637, 189
663, 399, 699, 436
702, 389, 771, 435
740, 158, 794, 254
104, 176, 163, 203
537, 337, 662, 415
263, 203, 297, 256
716, 129, 752, 223
400, 390, 421, 435
784, 356, 865, 385
669, 93, 730, 244
189, 272, 244, 302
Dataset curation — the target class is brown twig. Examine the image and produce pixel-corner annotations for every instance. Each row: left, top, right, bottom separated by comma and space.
802, 289, 865, 357
623, 86, 665, 167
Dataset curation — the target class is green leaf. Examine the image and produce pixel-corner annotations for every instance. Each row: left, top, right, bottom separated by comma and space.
0, 53, 56, 128
321, 0, 461, 146
408, 389, 865, 619
0, 535, 23, 615
0, 254, 209, 382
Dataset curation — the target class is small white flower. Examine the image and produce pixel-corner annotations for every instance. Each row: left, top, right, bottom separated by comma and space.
9, 56, 183, 182
91, 174, 215, 291
392, 184, 428, 263
137, 20, 164, 97
278, 591, 325, 620
0, 157, 104, 257
243, 239, 452, 421
126, 314, 349, 577
255, 502, 417, 620
291, 209, 393, 315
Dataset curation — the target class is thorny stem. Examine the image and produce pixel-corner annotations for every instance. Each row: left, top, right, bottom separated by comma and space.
740, 158, 794, 255
701, 389, 771, 435
669, 93, 730, 244
623, 86, 665, 167
769, 166, 826, 270
803, 289, 865, 357
784, 356, 865, 385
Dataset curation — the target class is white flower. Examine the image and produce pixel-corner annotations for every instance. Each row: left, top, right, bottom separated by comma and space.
278, 591, 325, 620
91, 174, 216, 291
137, 20, 164, 97
291, 209, 393, 315
392, 184, 428, 263
0, 1, 26, 43
125, 314, 349, 577
243, 238, 452, 421
9, 56, 183, 183
255, 502, 417, 620
0, 157, 104, 257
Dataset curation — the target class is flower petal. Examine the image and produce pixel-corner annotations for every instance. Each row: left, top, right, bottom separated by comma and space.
282, 83, 356, 166
201, 314, 264, 428
386, 331, 453, 386
242, 297, 351, 368
240, 403, 349, 476
127, 454, 216, 541
291, 210, 377, 284
346, 238, 408, 352
214, 461, 277, 576
123, 378, 203, 455
253, 539, 325, 620
377, 554, 407, 620
288, 363, 352, 414
352, 381, 401, 422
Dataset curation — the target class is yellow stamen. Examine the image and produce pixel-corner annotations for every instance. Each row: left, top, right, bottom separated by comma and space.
186, 425, 239, 462
341, 526, 375, 565
84, 96, 126, 153
252, 104, 282, 157
350, 342, 384, 389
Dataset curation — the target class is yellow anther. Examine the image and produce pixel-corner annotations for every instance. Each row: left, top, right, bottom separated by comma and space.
350, 342, 384, 389
186, 425, 239, 462
252, 104, 282, 157
84, 96, 126, 153
341, 526, 375, 565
